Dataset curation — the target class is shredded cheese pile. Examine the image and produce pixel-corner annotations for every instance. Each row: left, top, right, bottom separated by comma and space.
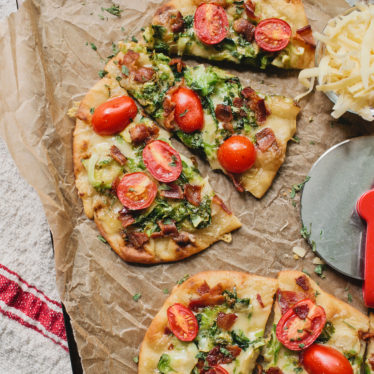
296, 3, 374, 121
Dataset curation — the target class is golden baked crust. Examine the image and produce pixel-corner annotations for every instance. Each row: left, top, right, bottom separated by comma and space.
138, 271, 278, 373
73, 77, 241, 264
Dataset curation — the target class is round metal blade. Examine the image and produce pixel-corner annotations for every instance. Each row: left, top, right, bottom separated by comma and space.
301, 136, 374, 280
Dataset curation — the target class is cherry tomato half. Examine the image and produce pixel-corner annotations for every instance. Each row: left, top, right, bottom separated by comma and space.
92, 96, 138, 136
276, 299, 326, 351
301, 344, 353, 374
255, 18, 292, 52
171, 87, 204, 133
194, 3, 229, 45
206, 366, 229, 374
217, 135, 256, 174
142, 140, 182, 183
116, 172, 157, 210
167, 303, 198, 342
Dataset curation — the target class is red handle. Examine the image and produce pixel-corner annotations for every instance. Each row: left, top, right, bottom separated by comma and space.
356, 189, 374, 308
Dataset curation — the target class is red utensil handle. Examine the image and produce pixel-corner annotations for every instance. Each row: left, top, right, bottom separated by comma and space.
356, 190, 374, 308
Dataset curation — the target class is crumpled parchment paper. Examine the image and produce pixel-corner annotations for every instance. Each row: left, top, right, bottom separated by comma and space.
0, 0, 373, 372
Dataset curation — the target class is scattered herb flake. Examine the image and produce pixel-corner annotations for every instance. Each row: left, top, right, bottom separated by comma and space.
90, 107, 95, 115
343, 320, 355, 329
133, 356, 139, 364
301, 224, 311, 240
291, 135, 300, 143
163, 288, 169, 294
169, 155, 177, 167
121, 65, 129, 76
290, 176, 310, 199
103, 3, 123, 17
309, 140, 316, 145
98, 70, 107, 78
347, 293, 353, 303
133, 293, 141, 302
131, 36, 138, 42
176, 274, 190, 285
314, 264, 325, 278
179, 109, 189, 117
90, 42, 97, 51
97, 234, 107, 243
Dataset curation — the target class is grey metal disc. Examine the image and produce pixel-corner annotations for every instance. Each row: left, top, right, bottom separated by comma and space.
301, 136, 374, 280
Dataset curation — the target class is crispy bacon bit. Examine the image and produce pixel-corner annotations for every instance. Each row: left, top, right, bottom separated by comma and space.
266, 368, 284, 374
129, 123, 159, 145
233, 18, 255, 42
184, 184, 202, 207
158, 220, 179, 236
173, 231, 195, 246
296, 25, 315, 47
156, 5, 184, 33
223, 122, 234, 134
215, 104, 233, 122
120, 50, 140, 69
358, 330, 374, 341
244, 0, 258, 20
110, 145, 127, 166
369, 354, 374, 371
255, 128, 276, 152
294, 304, 309, 320
217, 312, 238, 330
189, 283, 225, 311
206, 345, 241, 366
228, 173, 244, 192
241, 86, 270, 123
295, 275, 310, 291
254, 364, 264, 374
213, 195, 232, 215
277, 289, 306, 315
256, 293, 265, 308
162, 97, 176, 130
128, 231, 149, 248
168, 343, 174, 350
197, 281, 211, 295
134, 67, 155, 83
111, 176, 121, 193
169, 58, 186, 73
233, 97, 244, 108
118, 213, 135, 229
164, 327, 173, 335
190, 156, 199, 168
160, 183, 184, 199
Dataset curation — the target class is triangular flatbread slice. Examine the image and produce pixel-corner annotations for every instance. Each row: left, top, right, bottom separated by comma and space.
106, 42, 300, 198
72, 76, 240, 264
261, 270, 369, 373
142, 0, 315, 70
138, 271, 278, 373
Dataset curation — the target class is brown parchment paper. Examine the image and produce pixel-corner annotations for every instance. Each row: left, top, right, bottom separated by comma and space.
1, 0, 374, 372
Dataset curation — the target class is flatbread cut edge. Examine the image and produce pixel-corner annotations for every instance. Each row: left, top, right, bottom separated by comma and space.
73, 77, 241, 264
152, 0, 315, 69
138, 270, 278, 373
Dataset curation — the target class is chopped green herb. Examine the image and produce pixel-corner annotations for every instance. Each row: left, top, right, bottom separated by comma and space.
314, 264, 325, 278
347, 293, 353, 303
302, 269, 311, 276
97, 234, 107, 243
343, 320, 355, 330
316, 321, 335, 343
299, 343, 305, 348
103, 4, 123, 17
291, 136, 300, 143
294, 368, 303, 373
90, 107, 95, 115
133, 356, 139, 364
177, 274, 190, 285
301, 224, 311, 240
116, 76, 122, 82
131, 36, 138, 42
309, 140, 316, 145
290, 176, 310, 199
98, 70, 107, 78
157, 354, 175, 373
98, 14, 105, 20
169, 155, 177, 167
121, 65, 129, 76
90, 42, 97, 51
163, 288, 169, 294
179, 109, 189, 117
133, 293, 141, 302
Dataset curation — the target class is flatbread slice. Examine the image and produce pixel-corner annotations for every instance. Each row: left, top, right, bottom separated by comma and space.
364, 313, 374, 373
105, 42, 300, 198
138, 271, 278, 373
72, 76, 241, 264
142, 0, 315, 70
261, 270, 369, 374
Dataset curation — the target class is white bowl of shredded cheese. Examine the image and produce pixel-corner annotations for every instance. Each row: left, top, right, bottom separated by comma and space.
297, 3, 374, 121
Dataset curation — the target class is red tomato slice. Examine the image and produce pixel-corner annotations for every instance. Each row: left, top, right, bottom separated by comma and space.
167, 303, 198, 342
171, 87, 204, 133
91, 95, 138, 136
301, 344, 353, 374
255, 18, 292, 52
116, 172, 157, 210
194, 3, 229, 45
142, 140, 182, 183
217, 135, 256, 174
207, 366, 229, 374
276, 299, 326, 351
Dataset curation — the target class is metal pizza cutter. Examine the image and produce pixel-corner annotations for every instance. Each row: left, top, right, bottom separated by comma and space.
300, 136, 374, 307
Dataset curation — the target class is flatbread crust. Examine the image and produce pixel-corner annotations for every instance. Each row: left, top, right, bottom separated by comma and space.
149, 0, 315, 69
262, 270, 369, 373
138, 271, 278, 373
73, 77, 241, 264
365, 313, 374, 373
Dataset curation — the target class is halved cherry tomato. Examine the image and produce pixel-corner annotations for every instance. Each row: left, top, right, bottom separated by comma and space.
116, 172, 157, 210
92, 96, 138, 136
255, 18, 292, 52
217, 135, 256, 174
142, 140, 182, 182
207, 366, 229, 374
194, 3, 229, 45
167, 303, 198, 342
171, 87, 204, 133
301, 344, 353, 374
276, 299, 326, 351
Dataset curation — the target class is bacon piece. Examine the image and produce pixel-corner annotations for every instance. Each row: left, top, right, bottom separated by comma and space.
160, 183, 184, 199
213, 195, 232, 215
217, 312, 238, 330
228, 173, 244, 192
244, 0, 258, 20
162, 97, 176, 130
128, 231, 149, 248
369, 354, 374, 371
110, 145, 127, 166
266, 368, 284, 374
158, 220, 178, 236
358, 331, 374, 341
120, 50, 140, 70
233, 18, 255, 42
168, 343, 174, 350
294, 304, 309, 320
184, 184, 202, 207
171, 12, 185, 33
197, 281, 211, 295
189, 283, 225, 311
134, 67, 155, 83
257, 293, 265, 308
223, 122, 234, 134
164, 327, 173, 335
255, 128, 276, 152
295, 275, 310, 291
255, 364, 264, 374
118, 212, 135, 229
277, 289, 306, 315
155, 5, 184, 33
233, 97, 244, 108
206, 345, 241, 366
169, 58, 186, 73
173, 231, 195, 246
296, 25, 315, 47
241, 86, 270, 123
129, 123, 159, 145
215, 104, 233, 122
111, 176, 121, 193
